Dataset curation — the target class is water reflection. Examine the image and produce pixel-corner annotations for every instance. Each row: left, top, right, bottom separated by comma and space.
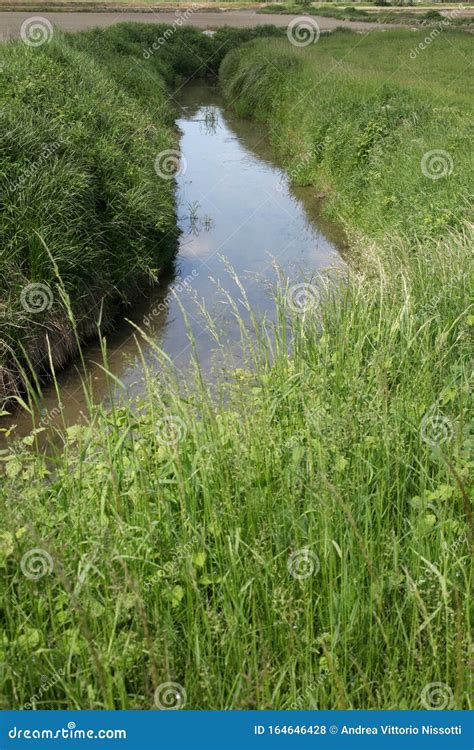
2, 81, 345, 439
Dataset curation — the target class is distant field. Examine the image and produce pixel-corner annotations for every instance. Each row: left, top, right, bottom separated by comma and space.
0, 0, 472, 9
258, 3, 474, 25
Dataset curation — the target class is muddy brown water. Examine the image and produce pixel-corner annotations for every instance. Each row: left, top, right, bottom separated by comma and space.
2, 81, 345, 439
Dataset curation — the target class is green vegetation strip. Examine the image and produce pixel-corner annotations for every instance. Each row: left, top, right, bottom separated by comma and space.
220, 29, 473, 238
258, 4, 474, 27
1, 25, 473, 710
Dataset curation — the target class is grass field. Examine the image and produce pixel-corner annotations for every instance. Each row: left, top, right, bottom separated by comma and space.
258, 4, 474, 26
1, 1, 472, 7
1, 1, 472, 17
221, 29, 473, 238
0, 24, 472, 710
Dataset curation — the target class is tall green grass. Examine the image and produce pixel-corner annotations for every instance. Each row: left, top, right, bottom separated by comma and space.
1, 227, 472, 709
0, 31, 169, 399
220, 30, 473, 240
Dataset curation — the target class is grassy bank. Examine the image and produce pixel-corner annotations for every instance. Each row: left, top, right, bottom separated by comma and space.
220, 29, 473, 240
1, 26, 472, 710
258, 4, 474, 26
0, 26, 173, 401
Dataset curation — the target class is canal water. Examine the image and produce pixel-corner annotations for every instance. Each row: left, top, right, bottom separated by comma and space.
3, 81, 345, 438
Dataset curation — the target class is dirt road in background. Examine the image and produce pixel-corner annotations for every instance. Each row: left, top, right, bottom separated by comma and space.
0, 9, 405, 39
